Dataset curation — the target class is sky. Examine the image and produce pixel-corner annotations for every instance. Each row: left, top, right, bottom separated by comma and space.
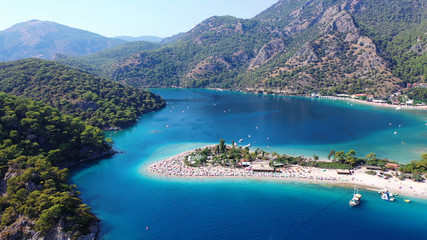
0, 0, 278, 38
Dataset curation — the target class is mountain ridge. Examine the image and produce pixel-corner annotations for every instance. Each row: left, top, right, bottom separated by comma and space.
57, 0, 426, 99
0, 19, 125, 61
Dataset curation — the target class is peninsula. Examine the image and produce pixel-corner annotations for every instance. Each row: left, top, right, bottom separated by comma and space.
148, 140, 427, 200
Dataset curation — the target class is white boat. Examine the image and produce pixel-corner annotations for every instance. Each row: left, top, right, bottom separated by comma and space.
379, 190, 395, 202
349, 185, 362, 207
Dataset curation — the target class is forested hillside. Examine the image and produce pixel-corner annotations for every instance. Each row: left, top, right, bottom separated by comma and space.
0, 59, 166, 129
0, 93, 110, 239
58, 0, 427, 98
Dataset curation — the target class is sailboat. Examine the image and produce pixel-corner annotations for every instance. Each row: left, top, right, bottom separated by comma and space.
349, 185, 362, 207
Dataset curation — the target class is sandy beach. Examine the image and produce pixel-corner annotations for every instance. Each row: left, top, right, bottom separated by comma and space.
147, 148, 427, 200
331, 97, 427, 110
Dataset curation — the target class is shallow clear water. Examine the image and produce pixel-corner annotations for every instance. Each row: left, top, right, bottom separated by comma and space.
70, 89, 427, 240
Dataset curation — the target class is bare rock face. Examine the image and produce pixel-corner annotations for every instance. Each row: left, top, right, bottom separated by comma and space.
4, 168, 22, 181
331, 12, 359, 42
343, 0, 361, 14
288, 43, 318, 65
0, 217, 99, 240
355, 37, 388, 70
249, 39, 286, 68
284, 0, 325, 35
0, 217, 37, 240
320, 6, 360, 43
411, 42, 427, 55
186, 56, 233, 81
262, 1, 399, 97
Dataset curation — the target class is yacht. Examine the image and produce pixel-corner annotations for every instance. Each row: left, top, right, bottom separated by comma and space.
349, 185, 362, 207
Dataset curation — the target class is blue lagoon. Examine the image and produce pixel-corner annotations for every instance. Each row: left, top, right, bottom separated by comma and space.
71, 89, 427, 239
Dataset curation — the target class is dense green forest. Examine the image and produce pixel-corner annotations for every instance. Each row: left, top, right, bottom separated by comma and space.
56, 0, 426, 99
0, 93, 110, 238
353, 1, 427, 84
0, 59, 166, 129
399, 154, 427, 181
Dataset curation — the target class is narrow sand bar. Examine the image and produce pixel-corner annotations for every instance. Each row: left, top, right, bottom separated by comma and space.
147, 147, 427, 200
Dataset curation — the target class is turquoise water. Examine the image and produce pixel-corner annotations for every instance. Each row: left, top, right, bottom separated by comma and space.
71, 89, 427, 239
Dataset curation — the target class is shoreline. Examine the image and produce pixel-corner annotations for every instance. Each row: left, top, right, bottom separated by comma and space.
146, 147, 427, 200
318, 96, 427, 111
203, 87, 427, 111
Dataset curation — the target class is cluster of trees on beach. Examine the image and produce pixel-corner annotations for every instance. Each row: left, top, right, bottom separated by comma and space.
273, 150, 393, 170
0, 93, 110, 238
399, 154, 427, 181
406, 87, 427, 103
186, 139, 419, 173
185, 139, 255, 167
186, 140, 427, 184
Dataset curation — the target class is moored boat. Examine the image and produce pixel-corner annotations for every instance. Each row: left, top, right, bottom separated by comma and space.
379, 189, 395, 202
349, 185, 362, 207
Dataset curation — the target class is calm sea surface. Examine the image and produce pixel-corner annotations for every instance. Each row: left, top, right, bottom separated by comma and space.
71, 89, 427, 240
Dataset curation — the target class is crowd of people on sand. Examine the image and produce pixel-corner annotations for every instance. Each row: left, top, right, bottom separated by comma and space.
147, 149, 427, 199
149, 151, 348, 182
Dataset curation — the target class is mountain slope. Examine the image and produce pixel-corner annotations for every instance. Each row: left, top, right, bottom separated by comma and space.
0, 59, 166, 129
58, 0, 427, 97
0, 20, 124, 61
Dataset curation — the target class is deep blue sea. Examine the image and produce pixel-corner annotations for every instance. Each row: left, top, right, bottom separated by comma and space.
71, 89, 427, 240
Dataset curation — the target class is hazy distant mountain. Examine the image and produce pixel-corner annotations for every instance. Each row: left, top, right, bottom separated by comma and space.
115, 35, 163, 43
0, 20, 125, 61
55, 41, 162, 79
59, 0, 427, 97
160, 32, 185, 45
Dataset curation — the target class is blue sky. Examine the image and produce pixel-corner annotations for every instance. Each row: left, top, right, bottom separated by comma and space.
0, 0, 278, 37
